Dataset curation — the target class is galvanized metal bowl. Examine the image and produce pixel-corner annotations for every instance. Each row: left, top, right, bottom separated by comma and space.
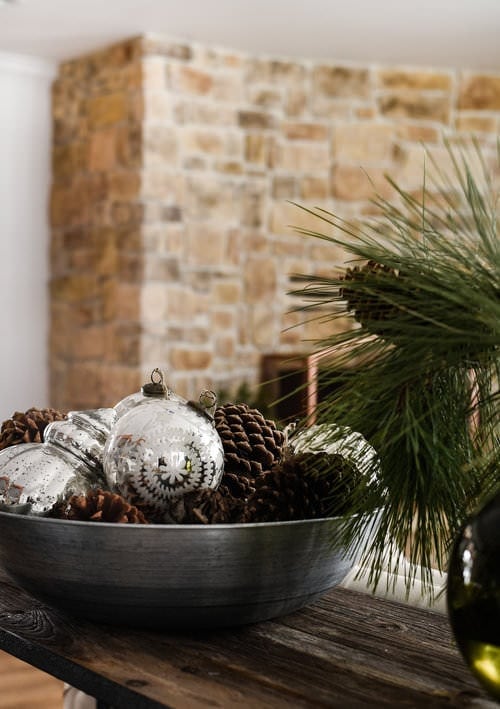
0, 510, 380, 629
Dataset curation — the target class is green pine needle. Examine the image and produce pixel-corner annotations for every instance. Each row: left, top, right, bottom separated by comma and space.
289, 138, 500, 599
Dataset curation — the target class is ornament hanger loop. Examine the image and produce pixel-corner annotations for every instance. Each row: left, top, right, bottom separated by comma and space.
142, 368, 167, 398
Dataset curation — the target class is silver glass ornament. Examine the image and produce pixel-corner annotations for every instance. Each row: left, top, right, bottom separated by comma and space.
0, 408, 116, 516
103, 370, 224, 516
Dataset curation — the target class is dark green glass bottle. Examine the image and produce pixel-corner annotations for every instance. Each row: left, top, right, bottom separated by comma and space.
447, 490, 500, 701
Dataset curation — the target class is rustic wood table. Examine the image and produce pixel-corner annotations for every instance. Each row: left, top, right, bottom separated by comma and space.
0, 569, 493, 708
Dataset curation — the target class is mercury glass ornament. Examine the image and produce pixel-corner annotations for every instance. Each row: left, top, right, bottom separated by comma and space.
0, 408, 116, 515
447, 490, 500, 701
103, 370, 224, 516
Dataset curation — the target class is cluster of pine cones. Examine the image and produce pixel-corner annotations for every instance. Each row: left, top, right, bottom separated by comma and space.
340, 259, 403, 334
0, 403, 360, 526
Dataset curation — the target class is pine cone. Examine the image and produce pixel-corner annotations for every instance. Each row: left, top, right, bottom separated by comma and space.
171, 486, 244, 525
242, 451, 361, 523
214, 403, 285, 491
56, 488, 148, 524
340, 260, 401, 333
0, 407, 66, 451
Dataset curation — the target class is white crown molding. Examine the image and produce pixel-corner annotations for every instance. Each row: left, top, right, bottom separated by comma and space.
0, 50, 57, 79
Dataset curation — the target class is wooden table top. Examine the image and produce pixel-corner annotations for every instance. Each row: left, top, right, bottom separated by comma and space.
0, 570, 492, 708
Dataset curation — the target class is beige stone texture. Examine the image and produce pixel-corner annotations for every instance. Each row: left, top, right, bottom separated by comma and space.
170, 347, 212, 371
170, 65, 214, 95
300, 176, 329, 200
455, 114, 498, 133
244, 258, 277, 303
459, 74, 500, 110
245, 134, 268, 164
143, 125, 178, 164
49, 34, 500, 412
378, 91, 451, 124
238, 110, 276, 130
87, 128, 118, 171
271, 141, 330, 172
377, 69, 453, 91
87, 93, 128, 128
331, 165, 394, 201
396, 124, 440, 143
283, 122, 329, 141
246, 59, 306, 84
312, 66, 371, 98
186, 225, 226, 266
333, 123, 394, 163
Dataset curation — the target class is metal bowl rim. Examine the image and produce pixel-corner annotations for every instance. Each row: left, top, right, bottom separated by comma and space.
0, 508, 380, 531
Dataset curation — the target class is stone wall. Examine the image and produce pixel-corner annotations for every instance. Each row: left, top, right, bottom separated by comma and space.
50, 34, 500, 410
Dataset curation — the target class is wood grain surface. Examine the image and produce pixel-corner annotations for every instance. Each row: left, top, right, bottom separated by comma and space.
0, 570, 493, 708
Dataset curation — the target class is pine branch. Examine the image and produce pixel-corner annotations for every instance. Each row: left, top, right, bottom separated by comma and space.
289, 139, 500, 598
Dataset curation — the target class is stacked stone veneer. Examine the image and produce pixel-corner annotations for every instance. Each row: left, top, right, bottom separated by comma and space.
50, 34, 500, 410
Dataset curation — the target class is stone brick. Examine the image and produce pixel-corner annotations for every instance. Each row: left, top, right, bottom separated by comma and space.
88, 128, 117, 171
333, 123, 394, 163
248, 87, 283, 109
186, 225, 226, 266
378, 92, 451, 124
246, 59, 306, 84
312, 65, 370, 98
459, 74, 500, 110
355, 106, 377, 119
51, 274, 97, 303
141, 282, 168, 321
455, 114, 498, 132
240, 184, 267, 228
331, 165, 393, 201
213, 281, 242, 304
116, 122, 142, 168
215, 335, 236, 359
181, 127, 225, 155
53, 142, 86, 177
244, 258, 277, 303
271, 141, 330, 172
143, 125, 178, 165
238, 110, 275, 130
286, 87, 308, 117
144, 90, 171, 122
396, 125, 440, 143
185, 177, 238, 221
142, 36, 192, 60
272, 176, 296, 199
300, 176, 329, 200
377, 69, 453, 91
249, 304, 276, 347
216, 160, 243, 175
141, 170, 185, 202
283, 122, 329, 141
170, 348, 212, 371
213, 309, 235, 329
212, 73, 244, 102
87, 93, 127, 128
245, 134, 268, 164
269, 202, 326, 236
114, 283, 141, 320
170, 65, 214, 95
107, 170, 141, 201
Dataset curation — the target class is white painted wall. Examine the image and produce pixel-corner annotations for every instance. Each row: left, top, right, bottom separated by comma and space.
0, 52, 56, 421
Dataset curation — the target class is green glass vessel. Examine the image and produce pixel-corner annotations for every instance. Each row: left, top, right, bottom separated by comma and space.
447, 490, 500, 701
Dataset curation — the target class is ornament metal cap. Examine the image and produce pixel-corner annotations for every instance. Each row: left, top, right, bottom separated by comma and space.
141, 368, 167, 398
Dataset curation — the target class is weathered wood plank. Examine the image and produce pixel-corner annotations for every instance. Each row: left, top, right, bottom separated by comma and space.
0, 571, 492, 708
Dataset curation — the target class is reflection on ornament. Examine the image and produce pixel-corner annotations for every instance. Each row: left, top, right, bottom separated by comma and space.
0, 409, 116, 515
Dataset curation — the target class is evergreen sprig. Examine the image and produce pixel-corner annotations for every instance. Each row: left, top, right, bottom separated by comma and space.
290, 139, 500, 597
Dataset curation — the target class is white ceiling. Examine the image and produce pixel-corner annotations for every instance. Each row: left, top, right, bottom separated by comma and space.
0, 0, 499, 70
